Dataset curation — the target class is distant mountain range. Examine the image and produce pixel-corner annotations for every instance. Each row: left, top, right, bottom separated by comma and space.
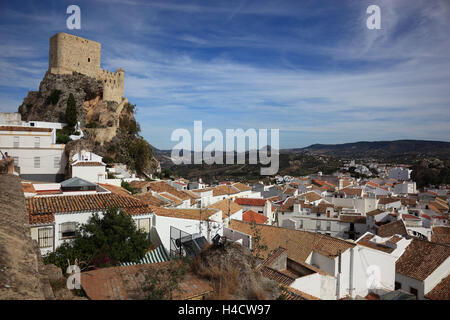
152, 139, 450, 181
154, 140, 450, 160
294, 140, 450, 159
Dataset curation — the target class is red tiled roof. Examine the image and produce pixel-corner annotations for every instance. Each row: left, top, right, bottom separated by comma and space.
242, 210, 268, 224
26, 193, 151, 224
72, 161, 105, 167
234, 197, 267, 207
132, 192, 170, 207
228, 219, 355, 263
378, 220, 408, 237
22, 183, 36, 193
396, 239, 450, 281
208, 199, 243, 219
98, 183, 131, 197
425, 275, 450, 300
402, 214, 420, 220
0, 126, 52, 132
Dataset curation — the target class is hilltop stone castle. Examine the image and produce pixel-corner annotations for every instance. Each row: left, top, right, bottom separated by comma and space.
48, 32, 124, 103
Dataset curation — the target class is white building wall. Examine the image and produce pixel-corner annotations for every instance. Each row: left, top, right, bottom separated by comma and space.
72, 166, 106, 183
291, 273, 336, 300
153, 213, 224, 253
0, 128, 66, 178
423, 257, 450, 296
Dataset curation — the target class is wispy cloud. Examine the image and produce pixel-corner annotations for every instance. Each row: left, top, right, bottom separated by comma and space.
0, 0, 449, 149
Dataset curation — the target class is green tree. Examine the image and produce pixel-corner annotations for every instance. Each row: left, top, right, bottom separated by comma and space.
121, 180, 137, 194
44, 207, 151, 272
65, 93, 78, 130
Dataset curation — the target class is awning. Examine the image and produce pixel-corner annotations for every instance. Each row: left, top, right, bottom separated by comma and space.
121, 245, 170, 266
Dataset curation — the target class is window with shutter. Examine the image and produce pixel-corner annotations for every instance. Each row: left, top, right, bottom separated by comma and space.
60, 222, 77, 239
38, 227, 53, 248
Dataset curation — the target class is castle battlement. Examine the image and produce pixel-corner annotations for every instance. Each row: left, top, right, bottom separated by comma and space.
48, 33, 124, 103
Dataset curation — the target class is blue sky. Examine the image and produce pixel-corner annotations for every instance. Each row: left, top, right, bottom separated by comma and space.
0, 0, 449, 150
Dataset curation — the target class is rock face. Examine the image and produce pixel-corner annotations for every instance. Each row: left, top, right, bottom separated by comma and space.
19, 72, 103, 126
17, 71, 160, 177
0, 174, 54, 299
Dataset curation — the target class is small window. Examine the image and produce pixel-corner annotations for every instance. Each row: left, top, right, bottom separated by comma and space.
34, 137, 40, 148
316, 220, 321, 230
13, 156, 19, 166
298, 220, 303, 229
88, 58, 91, 62
54, 157, 60, 168
38, 228, 53, 248
327, 221, 331, 231
60, 222, 77, 239
13, 136, 19, 148
34, 157, 40, 168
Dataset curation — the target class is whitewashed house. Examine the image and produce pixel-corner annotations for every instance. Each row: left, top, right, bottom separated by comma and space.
28, 192, 153, 256
71, 150, 107, 183
0, 125, 66, 182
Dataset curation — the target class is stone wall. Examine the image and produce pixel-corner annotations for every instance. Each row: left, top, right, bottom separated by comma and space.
48, 32, 124, 103
0, 174, 54, 299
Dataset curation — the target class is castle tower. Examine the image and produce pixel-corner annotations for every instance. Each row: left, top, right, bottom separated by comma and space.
48, 33, 125, 103
49, 33, 101, 78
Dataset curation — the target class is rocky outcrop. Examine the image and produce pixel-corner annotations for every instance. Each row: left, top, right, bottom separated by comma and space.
19, 71, 102, 126
17, 71, 160, 177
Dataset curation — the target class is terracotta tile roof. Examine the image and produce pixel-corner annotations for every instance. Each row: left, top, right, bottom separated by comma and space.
149, 205, 218, 221
340, 188, 363, 197
234, 197, 267, 207
431, 226, 450, 245
22, 183, 36, 194
158, 192, 183, 206
228, 219, 355, 263
144, 181, 190, 201
0, 126, 52, 132
231, 182, 252, 192
258, 247, 287, 269
396, 239, 450, 281
280, 285, 320, 300
378, 220, 408, 238
356, 234, 398, 254
242, 210, 268, 224
283, 187, 297, 195
402, 214, 421, 220
302, 191, 322, 203
366, 209, 384, 216
260, 266, 295, 286
132, 192, 170, 207
212, 185, 240, 196
208, 199, 243, 219
312, 179, 326, 186
129, 180, 152, 189
98, 183, 131, 197
72, 161, 105, 167
425, 275, 450, 300
80, 262, 213, 300
267, 195, 282, 202
339, 215, 366, 224
26, 193, 151, 224
367, 182, 379, 188
378, 198, 400, 205
279, 197, 297, 212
